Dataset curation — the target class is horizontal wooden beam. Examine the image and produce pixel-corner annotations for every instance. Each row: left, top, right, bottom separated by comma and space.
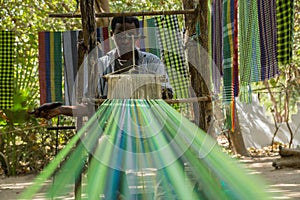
82, 96, 213, 105
164, 96, 212, 104
49, 9, 196, 18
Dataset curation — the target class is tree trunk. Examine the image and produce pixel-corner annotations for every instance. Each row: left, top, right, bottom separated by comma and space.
95, 0, 110, 27
229, 104, 249, 156
75, 1, 98, 199
182, 0, 248, 155
182, 0, 213, 132
80, 0, 98, 98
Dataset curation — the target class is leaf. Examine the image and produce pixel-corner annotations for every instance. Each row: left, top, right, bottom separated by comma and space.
269, 78, 277, 87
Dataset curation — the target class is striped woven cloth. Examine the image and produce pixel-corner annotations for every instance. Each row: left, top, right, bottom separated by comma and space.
63, 27, 111, 105
222, 0, 235, 104
276, 0, 295, 64
154, 15, 190, 100
239, 0, 260, 84
211, 0, 223, 94
63, 31, 79, 106
97, 26, 111, 55
38, 32, 63, 105
239, 0, 261, 103
258, 0, 278, 81
233, 0, 239, 97
138, 18, 161, 58
0, 31, 15, 109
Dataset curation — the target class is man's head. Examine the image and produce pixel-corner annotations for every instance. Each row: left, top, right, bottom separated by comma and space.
111, 16, 140, 33
111, 16, 140, 57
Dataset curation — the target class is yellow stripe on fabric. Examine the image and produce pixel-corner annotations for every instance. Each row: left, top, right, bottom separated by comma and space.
50, 32, 55, 102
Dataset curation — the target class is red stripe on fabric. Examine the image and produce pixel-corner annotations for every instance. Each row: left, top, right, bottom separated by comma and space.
102, 27, 110, 53
38, 32, 47, 105
233, 0, 239, 97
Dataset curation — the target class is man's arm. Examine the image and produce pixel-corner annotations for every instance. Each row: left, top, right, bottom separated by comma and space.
32, 103, 89, 119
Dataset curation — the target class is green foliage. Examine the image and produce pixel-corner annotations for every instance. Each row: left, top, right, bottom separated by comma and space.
110, 0, 181, 12
0, 0, 81, 175
0, 0, 184, 176
1, 121, 75, 175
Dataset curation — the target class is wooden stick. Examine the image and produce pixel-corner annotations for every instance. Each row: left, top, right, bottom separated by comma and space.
82, 96, 213, 105
49, 9, 196, 18
164, 96, 212, 104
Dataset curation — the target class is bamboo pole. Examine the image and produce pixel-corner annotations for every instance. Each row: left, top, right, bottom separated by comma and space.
48, 9, 196, 18
82, 96, 213, 105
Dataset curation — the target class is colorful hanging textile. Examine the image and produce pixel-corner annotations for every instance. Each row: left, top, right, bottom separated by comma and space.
258, 0, 278, 81
63, 31, 79, 106
138, 20, 146, 52
222, 0, 235, 104
154, 15, 190, 100
239, 0, 261, 103
38, 32, 63, 105
139, 18, 161, 57
222, 0, 237, 131
211, 0, 223, 94
233, 0, 239, 97
21, 99, 273, 200
0, 31, 15, 109
63, 27, 111, 105
276, 0, 295, 64
97, 26, 111, 55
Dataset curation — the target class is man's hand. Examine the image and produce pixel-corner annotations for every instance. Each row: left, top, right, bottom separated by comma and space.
30, 102, 62, 119
162, 88, 173, 99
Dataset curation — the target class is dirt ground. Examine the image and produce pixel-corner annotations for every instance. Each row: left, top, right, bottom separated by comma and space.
241, 156, 300, 199
0, 156, 300, 200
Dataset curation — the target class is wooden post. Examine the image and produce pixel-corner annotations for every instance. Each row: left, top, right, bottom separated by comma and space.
182, 0, 212, 132
75, 1, 98, 199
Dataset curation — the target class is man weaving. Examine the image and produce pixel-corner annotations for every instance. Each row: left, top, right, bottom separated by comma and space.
33, 16, 176, 199
34, 16, 173, 119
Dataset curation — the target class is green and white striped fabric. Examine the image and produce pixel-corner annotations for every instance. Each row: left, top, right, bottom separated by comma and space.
239, 0, 261, 103
222, 0, 234, 104
154, 15, 190, 100
0, 31, 15, 109
276, 0, 295, 64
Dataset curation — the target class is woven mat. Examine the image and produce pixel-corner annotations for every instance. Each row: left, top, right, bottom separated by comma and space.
38, 32, 63, 105
276, 0, 295, 64
0, 31, 15, 109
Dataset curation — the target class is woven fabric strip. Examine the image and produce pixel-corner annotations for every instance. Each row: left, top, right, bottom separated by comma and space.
138, 21, 146, 52
63, 28, 112, 105
258, 0, 278, 81
211, 0, 223, 94
238, 0, 261, 103
143, 18, 161, 57
0, 31, 15, 109
239, 0, 261, 85
63, 31, 79, 105
233, 0, 239, 97
97, 27, 112, 55
276, 0, 295, 64
38, 32, 63, 105
154, 15, 190, 99
102, 27, 111, 54
222, 0, 234, 104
